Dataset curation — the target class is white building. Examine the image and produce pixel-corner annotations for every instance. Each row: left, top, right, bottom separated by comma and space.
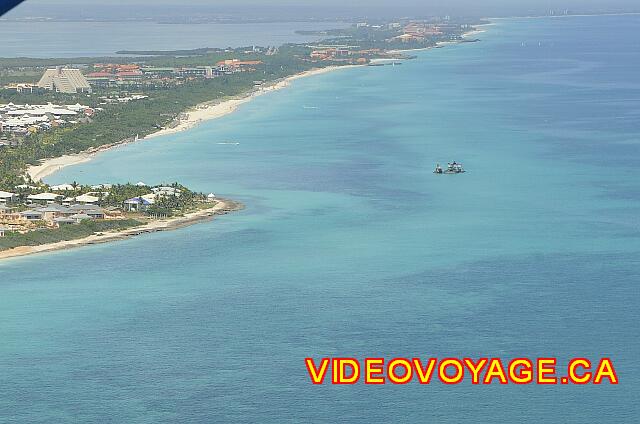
74, 194, 100, 204
27, 192, 64, 204
50, 184, 77, 191
0, 102, 91, 134
152, 186, 182, 197
0, 191, 16, 203
37, 68, 91, 94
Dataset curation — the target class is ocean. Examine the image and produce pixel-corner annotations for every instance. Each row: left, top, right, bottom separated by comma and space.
0, 20, 349, 58
1, 15, 639, 422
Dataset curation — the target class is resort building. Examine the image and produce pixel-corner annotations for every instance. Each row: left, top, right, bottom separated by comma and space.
3, 83, 38, 93
124, 197, 153, 212
74, 194, 100, 204
85, 209, 105, 219
20, 210, 44, 221
0, 191, 16, 203
116, 71, 144, 81
70, 213, 92, 223
54, 217, 75, 226
50, 184, 77, 192
37, 68, 92, 94
0, 102, 94, 135
152, 186, 182, 197
141, 67, 176, 78
216, 59, 263, 68
37, 204, 70, 221
27, 192, 64, 204
8, 203, 109, 230
0, 204, 19, 219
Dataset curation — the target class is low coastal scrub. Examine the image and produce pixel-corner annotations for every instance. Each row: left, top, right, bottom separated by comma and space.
0, 219, 142, 251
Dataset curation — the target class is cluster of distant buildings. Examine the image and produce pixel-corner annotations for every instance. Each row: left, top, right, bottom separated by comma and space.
0, 86, 148, 141
309, 46, 382, 63
4, 68, 93, 95
0, 183, 187, 236
339, 20, 470, 46
307, 44, 415, 64
3, 58, 266, 96
0, 188, 115, 235
307, 20, 468, 62
38, 67, 92, 94
392, 22, 445, 42
0, 181, 216, 237
0, 101, 95, 141
84, 59, 264, 88
3, 67, 92, 95
391, 22, 470, 43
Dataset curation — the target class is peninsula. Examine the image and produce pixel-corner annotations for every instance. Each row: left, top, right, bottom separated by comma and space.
0, 18, 483, 258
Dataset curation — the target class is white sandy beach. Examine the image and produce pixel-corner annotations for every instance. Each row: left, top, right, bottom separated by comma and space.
17, 66, 355, 261
27, 65, 356, 182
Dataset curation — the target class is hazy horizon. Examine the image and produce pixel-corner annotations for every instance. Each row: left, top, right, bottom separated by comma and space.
5, 0, 640, 20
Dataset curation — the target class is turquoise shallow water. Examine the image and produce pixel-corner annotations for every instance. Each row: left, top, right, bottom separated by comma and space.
1, 16, 640, 422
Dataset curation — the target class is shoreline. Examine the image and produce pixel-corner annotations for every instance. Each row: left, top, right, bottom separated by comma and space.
18, 36, 487, 260
388, 26, 489, 55
144, 64, 355, 140
26, 65, 358, 182
26, 27, 490, 183
25, 26, 490, 183
0, 198, 244, 261
461, 23, 494, 39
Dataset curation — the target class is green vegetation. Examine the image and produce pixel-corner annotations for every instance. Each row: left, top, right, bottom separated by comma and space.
0, 19, 482, 189
0, 45, 321, 189
0, 219, 142, 251
102, 183, 201, 217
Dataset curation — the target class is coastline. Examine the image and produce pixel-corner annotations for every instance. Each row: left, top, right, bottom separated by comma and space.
18, 65, 356, 262
0, 198, 244, 261
17, 36, 486, 261
388, 26, 489, 55
26, 27, 490, 183
26, 65, 358, 182
462, 22, 494, 38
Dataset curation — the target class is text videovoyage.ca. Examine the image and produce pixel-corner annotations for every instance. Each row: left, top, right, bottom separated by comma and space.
305, 357, 619, 385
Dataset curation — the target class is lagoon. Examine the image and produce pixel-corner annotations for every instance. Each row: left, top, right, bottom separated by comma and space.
0, 20, 349, 58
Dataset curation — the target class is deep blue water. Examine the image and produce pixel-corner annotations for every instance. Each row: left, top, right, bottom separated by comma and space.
1, 15, 640, 423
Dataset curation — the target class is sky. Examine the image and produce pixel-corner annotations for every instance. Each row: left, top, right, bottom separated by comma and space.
8, 0, 640, 19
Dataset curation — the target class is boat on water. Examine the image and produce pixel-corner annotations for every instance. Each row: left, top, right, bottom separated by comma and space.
434, 162, 465, 174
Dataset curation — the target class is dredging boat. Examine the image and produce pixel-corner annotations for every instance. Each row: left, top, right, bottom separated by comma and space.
434, 162, 465, 174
